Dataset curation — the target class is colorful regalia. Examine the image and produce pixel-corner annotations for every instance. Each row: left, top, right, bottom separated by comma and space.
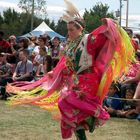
6, 18, 135, 139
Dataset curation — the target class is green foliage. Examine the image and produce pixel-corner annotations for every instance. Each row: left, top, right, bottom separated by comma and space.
0, 8, 23, 37
55, 20, 67, 36
0, 13, 4, 24
84, 3, 115, 32
49, 20, 56, 31
0, 8, 53, 38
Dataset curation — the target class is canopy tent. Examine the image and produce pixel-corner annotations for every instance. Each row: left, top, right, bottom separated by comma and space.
21, 21, 65, 41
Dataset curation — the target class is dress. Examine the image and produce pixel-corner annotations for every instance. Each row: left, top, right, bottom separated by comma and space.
6, 18, 135, 139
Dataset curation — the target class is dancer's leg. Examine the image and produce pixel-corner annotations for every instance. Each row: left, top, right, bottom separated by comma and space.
86, 117, 95, 133
74, 117, 95, 140
74, 128, 87, 140
134, 83, 140, 113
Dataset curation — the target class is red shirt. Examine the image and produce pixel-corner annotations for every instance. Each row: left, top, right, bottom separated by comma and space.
0, 39, 11, 53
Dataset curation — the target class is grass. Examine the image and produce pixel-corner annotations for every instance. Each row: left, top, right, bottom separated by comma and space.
0, 100, 140, 140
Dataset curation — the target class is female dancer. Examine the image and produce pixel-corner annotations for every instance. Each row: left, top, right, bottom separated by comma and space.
6, 0, 135, 139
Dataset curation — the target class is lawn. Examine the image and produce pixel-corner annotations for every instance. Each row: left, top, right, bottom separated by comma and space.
0, 100, 140, 140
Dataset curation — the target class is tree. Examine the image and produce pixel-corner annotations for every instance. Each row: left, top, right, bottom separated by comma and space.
55, 20, 67, 36
44, 18, 50, 26
3, 8, 20, 24
18, 0, 47, 15
0, 13, 3, 25
0, 7, 52, 38
1, 8, 22, 37
84, 3, 115, 32
18, 0, 47, 30
49, 20, 56, 31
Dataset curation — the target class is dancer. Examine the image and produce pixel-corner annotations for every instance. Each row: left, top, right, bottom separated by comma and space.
6, 0, 135, 139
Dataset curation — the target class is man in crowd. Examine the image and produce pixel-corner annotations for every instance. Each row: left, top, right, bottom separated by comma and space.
12, 50, 33, 81
0, 53, 13, 100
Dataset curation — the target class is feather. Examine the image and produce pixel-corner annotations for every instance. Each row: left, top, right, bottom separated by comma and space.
61, 0, 82, 22
64, 0, 79, 16
61, 14, 75, 22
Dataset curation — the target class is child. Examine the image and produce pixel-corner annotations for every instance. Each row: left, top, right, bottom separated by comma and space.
117, 88, 138, 119
103, 83, 122, 116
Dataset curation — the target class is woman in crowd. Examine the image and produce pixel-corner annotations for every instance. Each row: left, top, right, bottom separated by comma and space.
35, 47, 52, 78
51, 36, 64, 67
32, 36, 48, 55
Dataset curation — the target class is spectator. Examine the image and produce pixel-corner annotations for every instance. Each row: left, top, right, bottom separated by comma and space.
103, 83, 122, 116
33, 46, 47, 74
27, 37, 36, 60
0, 31, 11, 53
51, 36, 64, 67
0, 53, 13, 78
45, 35, 53, 56
30, 36, 38, 46
43, 54, 52, 73
0, 53, 13, 100
116, 88, 138, 119
126, 29, 139, 52
33, 36, 48, 55
18, 37, 29, 51
10, 37, 30, 63
7, 35, 19, 66
36, 54, 52, 78
12, 50, 33, 81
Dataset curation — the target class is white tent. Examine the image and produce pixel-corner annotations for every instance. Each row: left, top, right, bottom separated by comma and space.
22, 21, 65, 40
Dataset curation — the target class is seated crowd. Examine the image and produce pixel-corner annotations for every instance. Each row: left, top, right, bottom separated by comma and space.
0, 29, 140, 121
0, 31, 64, 100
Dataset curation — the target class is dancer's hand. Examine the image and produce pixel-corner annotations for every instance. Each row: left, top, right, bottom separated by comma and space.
12, 76, 17, 81
47, 71, 53, 78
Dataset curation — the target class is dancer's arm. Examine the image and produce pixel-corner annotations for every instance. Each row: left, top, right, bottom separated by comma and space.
122, 69, 140, 84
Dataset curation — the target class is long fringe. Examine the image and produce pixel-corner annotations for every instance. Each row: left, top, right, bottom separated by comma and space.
96, 19, 135, 101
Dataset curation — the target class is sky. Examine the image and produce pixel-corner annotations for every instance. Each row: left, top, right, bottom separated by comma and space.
0, 0, 140, 29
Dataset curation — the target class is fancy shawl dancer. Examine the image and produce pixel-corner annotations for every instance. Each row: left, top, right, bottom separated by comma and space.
6, 0, 135, 139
